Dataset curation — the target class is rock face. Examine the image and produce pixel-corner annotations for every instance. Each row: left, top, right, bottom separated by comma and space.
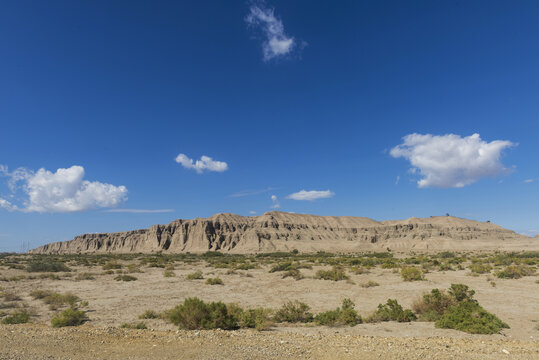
29, 211, 538, 254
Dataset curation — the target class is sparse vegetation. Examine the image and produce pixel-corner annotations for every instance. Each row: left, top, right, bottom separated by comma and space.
139, 310, 160, 319
1, 309, 30, 324
315, 266, 349, 281
367, 299, 416, 323
51, 308, 88, 327
360, 280, 379, 288
314, 299, 361, 326
495, 265, 535, 279
274, 301, 313, 323
114, 275, 137, 282
121, 322, 147, 329
205, 277, 224, 285
401, 266, 423, 281
186, 271, 204, 280
163, 270, 175, 277
26, 261, 70, 273
166, 297, 237, 330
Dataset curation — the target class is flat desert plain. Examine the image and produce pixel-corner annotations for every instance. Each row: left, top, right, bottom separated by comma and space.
1, 252, 538, 359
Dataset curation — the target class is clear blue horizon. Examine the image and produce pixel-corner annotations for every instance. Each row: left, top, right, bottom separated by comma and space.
1, 1, 538, 251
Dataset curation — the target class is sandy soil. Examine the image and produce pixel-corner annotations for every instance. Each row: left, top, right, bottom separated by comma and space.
1, 260, 539, 359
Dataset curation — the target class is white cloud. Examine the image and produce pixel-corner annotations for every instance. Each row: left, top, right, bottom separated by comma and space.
270, 194, 280, 208
249, 210, 257, 215
175, 154, 228, 174
0, 165, 127, 213
390, 133, 515, 188
395, 175, 400, 185
523, 178, 538, 183
103, 209, 174, 214
287, 190, 335, 201
246, 2, 296, 61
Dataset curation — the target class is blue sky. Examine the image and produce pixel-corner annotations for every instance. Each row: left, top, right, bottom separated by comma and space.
1, 0, 538, 251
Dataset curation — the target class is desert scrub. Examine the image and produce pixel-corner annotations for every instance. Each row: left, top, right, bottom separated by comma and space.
127, 264, 143, 273
435, 300, 509, 334
26, 261, 70, 273
186, 271, 204, 280
121, 322, 147, 329
314, 299, 361, 326
495, 265, 535, 279
205, 277, 223, 285
139, 310, 160, 319
281, 269, 304, 280
1, 309, 30, 324
230, 306, 273, 331
315, 266, 349, 281
51, 308, 88, 327
35, 292, 80, 311
163, 270, 175, 277
360, 281, 379, 288
114, 275, 137, 282
166, 297, 237, 330
412, 288, 456, 321
468, 263, 492, 274
273, 301, 313, 323
401, 266, 423, 281
367, 299, 416, 323
75, 273, 95, 281
269, 262, 311, 273
102, 262, 122, 270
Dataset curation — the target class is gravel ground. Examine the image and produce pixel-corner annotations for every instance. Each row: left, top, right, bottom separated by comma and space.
1, 324, 538, 360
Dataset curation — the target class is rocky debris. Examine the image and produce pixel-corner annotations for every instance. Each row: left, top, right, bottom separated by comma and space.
29, 211, 538, 254
0, 324, 538, 360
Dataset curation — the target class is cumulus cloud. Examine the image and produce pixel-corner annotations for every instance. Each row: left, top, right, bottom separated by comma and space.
390, 133, 515, 188
270, 194, 280, 208
175, 154, 228, 174
246, 2, 296, 61
287, 190, 335, 201
0, 165, 127, 213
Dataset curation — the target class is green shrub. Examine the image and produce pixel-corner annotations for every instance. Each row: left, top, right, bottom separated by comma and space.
29, 289, 53, 300
163, 270, 175, 277
269, 262, 311, 273
102, 262, 122, 270
75, 273, 95, 280
39, 292, 80, 310
121, 322, 147, 329
368, 299, 416, 323
495, 265, 535, 279
468, 263, 492, 274
282, 269, 304, 280
274, 301, 313, 323
237, 308, 273, 331
1, 309, 30, 324
401, 267, 423, 281
26, 262, 70, 273
166, 297, 237, 330
51, 308, 88, 327
114, 275, 137, 282
314, 299, 362, 326
435, 300, 509, 334
412, 289, 456, 321
127, 264, 143, 273
315, 266, 349, 281
186, 271, 204, 280
139, 310, 160, 319
205, 277, 223, 285
360, 281, 379, 288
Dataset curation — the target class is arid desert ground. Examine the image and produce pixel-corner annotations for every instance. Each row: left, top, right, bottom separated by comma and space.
1, 250, 538, 359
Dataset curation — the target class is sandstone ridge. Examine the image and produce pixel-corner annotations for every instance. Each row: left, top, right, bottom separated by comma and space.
30, 211, 538, 254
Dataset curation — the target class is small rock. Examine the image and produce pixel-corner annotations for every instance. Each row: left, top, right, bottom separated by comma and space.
502, 349, 510, 355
